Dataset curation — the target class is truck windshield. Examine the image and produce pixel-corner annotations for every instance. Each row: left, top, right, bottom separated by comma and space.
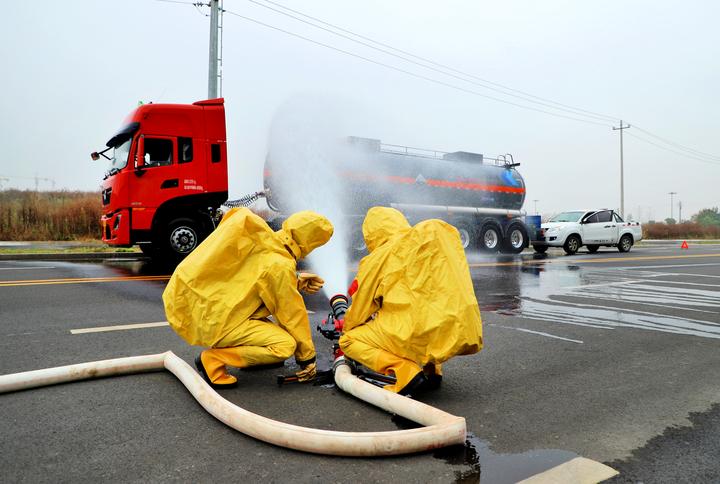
110, 137, 132, 171
550, 211, 585, 222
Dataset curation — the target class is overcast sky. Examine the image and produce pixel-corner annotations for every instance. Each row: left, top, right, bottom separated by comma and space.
0, 0, 718, 221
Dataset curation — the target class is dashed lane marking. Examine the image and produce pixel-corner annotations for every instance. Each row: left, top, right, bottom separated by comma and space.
491, 324, 584, 344
70, 322, 170, 334
70, 312, 318, 334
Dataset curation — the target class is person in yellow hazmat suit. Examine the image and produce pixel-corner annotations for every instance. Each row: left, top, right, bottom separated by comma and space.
339, 207, 482, 395
162, 207, 333, 389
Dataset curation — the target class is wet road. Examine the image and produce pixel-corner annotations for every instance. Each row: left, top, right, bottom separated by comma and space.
1, 244, 719, 482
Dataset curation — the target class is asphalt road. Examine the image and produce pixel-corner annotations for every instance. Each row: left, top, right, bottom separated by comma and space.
1, 243, 719, 483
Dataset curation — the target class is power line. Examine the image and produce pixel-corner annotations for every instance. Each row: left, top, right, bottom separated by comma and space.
246, 0, 616, 124
224, 10, 611, 127
256, 0, 620, 123
631, 125, 720, 162
626, 132, 720, 166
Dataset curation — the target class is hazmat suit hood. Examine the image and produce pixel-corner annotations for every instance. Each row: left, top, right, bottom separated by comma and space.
277, 210, 334, 259
362, 207, 411, 253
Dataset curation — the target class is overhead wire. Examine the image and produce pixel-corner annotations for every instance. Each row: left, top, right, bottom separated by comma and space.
245, 0, 616, 124
244, 1, 720, 165
625, 132, 720, 166
224, 9, 612, 128
631, 125, 720, 162
159, 0, 720, 166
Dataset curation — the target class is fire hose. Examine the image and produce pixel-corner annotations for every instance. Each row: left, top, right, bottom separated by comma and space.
0, 296, 466, 456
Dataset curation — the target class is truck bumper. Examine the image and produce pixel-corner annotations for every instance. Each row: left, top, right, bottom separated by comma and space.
101, 209, 132, 246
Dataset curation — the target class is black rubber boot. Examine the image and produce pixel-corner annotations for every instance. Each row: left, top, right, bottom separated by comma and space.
398, 371, 429, 397
194, 355, 238, 390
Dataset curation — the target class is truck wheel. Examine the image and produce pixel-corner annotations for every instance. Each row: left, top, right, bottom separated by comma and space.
563, 235, 581, 255
453, 219, 477, 250
501, 222, 528, 254
533, 245, 548, 254
618, 234, 633, 253
163, 218, 204, 260
479, 223, 501, 253
586, 245, 600, 253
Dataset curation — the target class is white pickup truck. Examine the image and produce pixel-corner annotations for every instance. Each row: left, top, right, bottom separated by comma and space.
532, 209, 643, 255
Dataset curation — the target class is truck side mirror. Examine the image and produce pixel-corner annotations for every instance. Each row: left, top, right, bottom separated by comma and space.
135, 136, 145, 168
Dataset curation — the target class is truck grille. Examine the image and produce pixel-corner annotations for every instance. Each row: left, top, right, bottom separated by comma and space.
102, 188, 112, 206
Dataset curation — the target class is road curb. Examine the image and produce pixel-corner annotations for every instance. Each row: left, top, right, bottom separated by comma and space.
0, 253, 147, 261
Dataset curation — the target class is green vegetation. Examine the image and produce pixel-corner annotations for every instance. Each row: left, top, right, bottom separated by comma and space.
0, 190, 101, 240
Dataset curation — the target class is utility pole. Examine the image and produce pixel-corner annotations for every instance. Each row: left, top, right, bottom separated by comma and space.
207, 0, 222, 99
678, 200, 682, 223
612, 121, 631, 219
668, 191, 677, 220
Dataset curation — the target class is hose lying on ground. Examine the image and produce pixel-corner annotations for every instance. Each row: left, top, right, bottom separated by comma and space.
0, 351, 465, 456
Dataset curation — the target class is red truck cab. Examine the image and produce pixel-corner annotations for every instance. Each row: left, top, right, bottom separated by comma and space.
96, 99, 228, 259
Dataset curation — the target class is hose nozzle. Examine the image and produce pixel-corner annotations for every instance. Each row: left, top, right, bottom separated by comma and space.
329, 294, 348, 321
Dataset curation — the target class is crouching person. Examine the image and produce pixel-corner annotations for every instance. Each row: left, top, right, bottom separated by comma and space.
340, 207, 482, 395
162, 207, 333, 388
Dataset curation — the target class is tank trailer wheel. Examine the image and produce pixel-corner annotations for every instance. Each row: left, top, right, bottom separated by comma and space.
563, 235, 581, 255
452, 219, 477, 250
479, 224, 501, 253
502, 223, 528, 254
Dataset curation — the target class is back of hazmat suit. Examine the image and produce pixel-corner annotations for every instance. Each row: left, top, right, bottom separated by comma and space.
162, 207, 333, 386
340, 207, 482, 394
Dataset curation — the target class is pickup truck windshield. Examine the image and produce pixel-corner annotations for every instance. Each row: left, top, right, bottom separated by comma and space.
550, 211, 585, 222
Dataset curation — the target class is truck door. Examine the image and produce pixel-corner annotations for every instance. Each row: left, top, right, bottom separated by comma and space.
135, 135, 179, 208
582, 210, 616, 244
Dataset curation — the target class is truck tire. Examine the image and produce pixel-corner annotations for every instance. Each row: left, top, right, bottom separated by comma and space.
618, 234, 633, 253
501, 222, 528, 254
533, 245, 548, 254
479, 222, 502, 253
586, 244, 600, 253
452, 219, 477, 250
162, 217, 204, 261
563, 235, 581, 255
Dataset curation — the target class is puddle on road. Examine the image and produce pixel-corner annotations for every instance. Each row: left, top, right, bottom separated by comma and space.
434, 432, 576, 483
389, 416, 576, 483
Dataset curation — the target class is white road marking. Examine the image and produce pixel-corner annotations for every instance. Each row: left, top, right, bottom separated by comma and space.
518, 456, 618, 483
565, 280, 642, 290
0, 266, 56, 271
491, 324, 584, 344
620, 262, 720, 270
71, 322, 169, 334
71, 311, 318, 334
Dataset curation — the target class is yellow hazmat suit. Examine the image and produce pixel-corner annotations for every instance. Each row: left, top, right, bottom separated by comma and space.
162, 207, 333, 385
340, 207, 482, 393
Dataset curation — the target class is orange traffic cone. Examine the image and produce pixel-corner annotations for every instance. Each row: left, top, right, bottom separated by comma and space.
681, 240, 689, 249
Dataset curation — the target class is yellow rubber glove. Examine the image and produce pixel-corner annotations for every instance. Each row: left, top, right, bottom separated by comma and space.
297, 273, 324, 294
295, 362, 317, 382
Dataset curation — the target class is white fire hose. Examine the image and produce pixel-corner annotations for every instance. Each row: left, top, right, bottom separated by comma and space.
0, 351, 466, 456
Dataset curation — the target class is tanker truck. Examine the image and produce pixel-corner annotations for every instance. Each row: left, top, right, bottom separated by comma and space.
91, 98, 531, 260
264, 136, 531, 254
